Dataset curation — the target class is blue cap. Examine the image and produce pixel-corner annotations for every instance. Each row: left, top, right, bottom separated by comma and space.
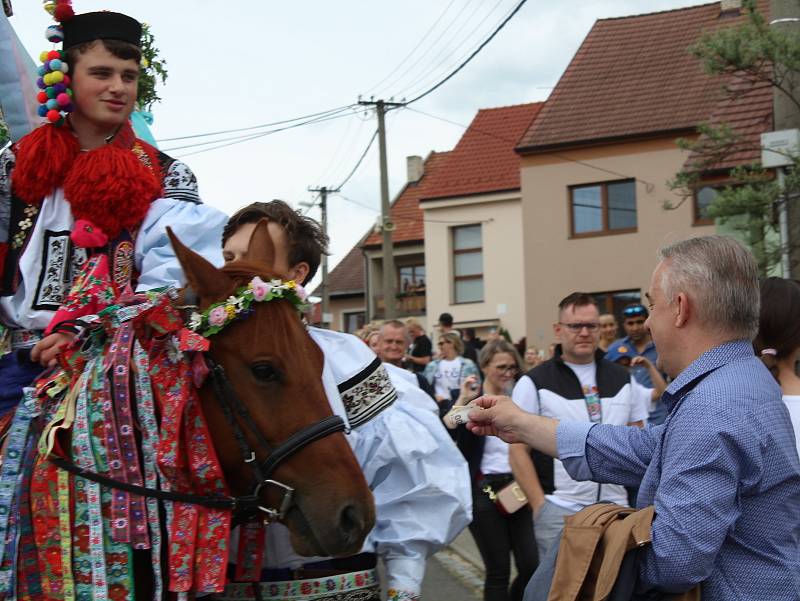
605, 343, 637, 363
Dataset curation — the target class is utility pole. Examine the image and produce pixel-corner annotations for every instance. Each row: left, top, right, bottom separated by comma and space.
770, 1, 800, 276
358, 98, 405, 318
306, 185, 337, 328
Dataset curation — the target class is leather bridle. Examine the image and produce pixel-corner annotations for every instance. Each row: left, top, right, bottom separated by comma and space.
49, 327, 347, 525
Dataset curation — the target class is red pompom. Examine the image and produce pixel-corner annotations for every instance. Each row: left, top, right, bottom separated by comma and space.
37, 91, 48, 104
64, 145, 161, 239
62, 74, 71, 86
54, 4, 75, 22
11, 124, 79, 205
47, 50, 60, 60
46, 109, 61, 123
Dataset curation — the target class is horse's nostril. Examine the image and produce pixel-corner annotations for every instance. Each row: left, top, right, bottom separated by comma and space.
339, 504, 365, 543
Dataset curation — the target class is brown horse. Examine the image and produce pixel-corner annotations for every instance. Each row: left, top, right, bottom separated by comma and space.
2, 223, 374, 600
169, 222, 375, 559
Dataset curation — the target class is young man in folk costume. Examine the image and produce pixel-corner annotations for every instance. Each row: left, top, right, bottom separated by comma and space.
0, 6, 227, 414
220, 200, 471, 601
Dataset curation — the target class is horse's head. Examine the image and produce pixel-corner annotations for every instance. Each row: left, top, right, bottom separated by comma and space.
168, 222, 374, 557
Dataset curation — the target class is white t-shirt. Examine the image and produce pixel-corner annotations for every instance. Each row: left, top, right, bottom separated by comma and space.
480, 436, 512, 475
512, 360, 647, 510
781, 395, 800, 457
433, 357, 463, 399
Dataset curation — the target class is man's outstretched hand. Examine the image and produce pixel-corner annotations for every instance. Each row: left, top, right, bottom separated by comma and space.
467, 395, 526, 444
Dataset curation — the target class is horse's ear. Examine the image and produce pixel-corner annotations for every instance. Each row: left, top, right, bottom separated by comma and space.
167, 227, 233, 300
244, 219, 277, 268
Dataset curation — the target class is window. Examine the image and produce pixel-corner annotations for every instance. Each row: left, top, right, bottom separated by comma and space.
343, 311, 365, 334
452, 225, 483, 303
591, 289, 642, 324
570, 180, 637, 237
694, 185, 718, 225
399, 265, 426, 295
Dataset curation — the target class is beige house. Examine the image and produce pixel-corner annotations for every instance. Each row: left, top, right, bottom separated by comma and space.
419, 103, 543, 344
515, 1, 769, 347
362, 152, 451, 330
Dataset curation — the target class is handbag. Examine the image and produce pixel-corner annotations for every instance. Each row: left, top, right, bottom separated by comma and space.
483, 480, 528, 515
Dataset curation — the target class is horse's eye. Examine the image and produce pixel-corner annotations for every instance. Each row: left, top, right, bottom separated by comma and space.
251, 362, 281, 382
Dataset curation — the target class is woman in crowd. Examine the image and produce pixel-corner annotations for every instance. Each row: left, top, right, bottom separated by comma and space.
753, 277, 800, 454
443, 339, 538, 601
598, 313, 619, 352
523, 346, 543, 372
423, 331, 480, 414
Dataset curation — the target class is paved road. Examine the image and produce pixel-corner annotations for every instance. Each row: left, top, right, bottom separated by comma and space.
420, 549, 482, 600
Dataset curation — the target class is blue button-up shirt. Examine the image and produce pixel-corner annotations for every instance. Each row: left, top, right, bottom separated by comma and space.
558, 340, 800, 600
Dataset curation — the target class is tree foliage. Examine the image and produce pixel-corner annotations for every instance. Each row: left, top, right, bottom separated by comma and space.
668, 0, 800, 274
136, 23, 168, 113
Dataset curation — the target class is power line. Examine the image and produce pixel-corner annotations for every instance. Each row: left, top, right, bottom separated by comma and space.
373, 0, 482, 99
364, 0, 460, 96
405, 0, 529, 105
156, 105, 355, 143
395, 0, 509, 101
335, 129, 379, 190
169, 110, 356, 157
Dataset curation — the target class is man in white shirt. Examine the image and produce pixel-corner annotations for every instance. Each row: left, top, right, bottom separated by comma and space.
510, 292, 647, 559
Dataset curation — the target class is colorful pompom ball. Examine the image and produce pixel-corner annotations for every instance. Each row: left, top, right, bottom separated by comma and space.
37, 91, 48, 104
37, 105, 48, 117
53, 83, 66, 94
56, 93, 70, 106
39, 50, 49, 63
46, 109, 61, 123
50, 71, 64, 84
46, 99, 59, 110
37, 65, 47, 76
53, 4, 75, 22
49, 59, 62, 71
45, 87, 56, 99
59, 62, 69, 73
36, 77, 45, 89
43, 2, 56, 16
45, 25, 63, 43
62, 74, 71, 86
47, 50, 60, 61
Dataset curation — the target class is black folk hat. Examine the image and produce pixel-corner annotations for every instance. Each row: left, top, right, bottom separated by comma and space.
62, 11, 142, 50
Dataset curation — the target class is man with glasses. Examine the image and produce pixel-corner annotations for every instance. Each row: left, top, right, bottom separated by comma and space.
509, 293, 647, 559
606, 303, 666, 424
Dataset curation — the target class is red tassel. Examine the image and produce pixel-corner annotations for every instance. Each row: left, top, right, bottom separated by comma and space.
11, 124, 79, 205
54, 0, 74, 22
64, 145, 161, 239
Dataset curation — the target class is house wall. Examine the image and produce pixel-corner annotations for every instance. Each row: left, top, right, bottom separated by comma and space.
520, 136, 714, 347
328, 295, 366, 333
421, 192, 527, 344
363, 244, 426, 322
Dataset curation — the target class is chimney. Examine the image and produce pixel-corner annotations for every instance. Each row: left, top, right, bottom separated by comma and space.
720, 0, 741, 13
406, 155, 424, 183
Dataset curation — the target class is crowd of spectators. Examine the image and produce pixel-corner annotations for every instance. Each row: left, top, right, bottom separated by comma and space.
349, 279, 800, 600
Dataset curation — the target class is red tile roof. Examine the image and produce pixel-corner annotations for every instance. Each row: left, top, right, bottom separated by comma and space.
517, 1, 768, 153
313, 243, 365, 297
685, 75, 773, 171
420, 103, 543, 201
362, 150, 452, 248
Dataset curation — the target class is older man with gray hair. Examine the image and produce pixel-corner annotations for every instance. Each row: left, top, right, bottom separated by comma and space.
468, 236, 800, 600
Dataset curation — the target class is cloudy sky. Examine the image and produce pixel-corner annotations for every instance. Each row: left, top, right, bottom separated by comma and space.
8, 0, 704, 285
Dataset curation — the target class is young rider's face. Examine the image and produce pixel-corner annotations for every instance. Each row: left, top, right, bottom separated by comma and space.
70, 42, 139, 132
